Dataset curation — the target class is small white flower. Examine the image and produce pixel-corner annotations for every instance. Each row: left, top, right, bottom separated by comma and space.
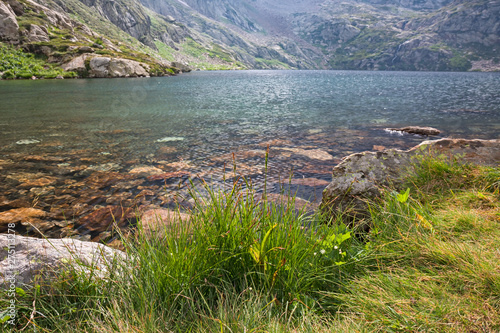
313, 252, 317, 256
249, 287, 253, 291
334, 246, 338, 250
320, 249, 326, 255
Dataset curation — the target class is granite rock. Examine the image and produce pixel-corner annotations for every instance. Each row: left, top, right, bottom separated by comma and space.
0, 234, 125, 287
0, 2, 19, 42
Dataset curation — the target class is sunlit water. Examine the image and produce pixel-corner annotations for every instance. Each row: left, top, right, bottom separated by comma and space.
0, 70, 499, 238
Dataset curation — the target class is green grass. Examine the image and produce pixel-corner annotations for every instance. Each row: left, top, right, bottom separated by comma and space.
336, 155, 500, 331
2, 154, 499, 331
254, 58, 291, 69
154, 40, 176, 62
0, 43, 77, 79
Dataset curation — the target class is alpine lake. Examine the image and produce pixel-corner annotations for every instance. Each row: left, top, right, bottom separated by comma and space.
1, 70, 499, 243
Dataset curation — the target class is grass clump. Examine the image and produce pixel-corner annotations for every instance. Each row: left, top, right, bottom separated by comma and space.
2, 172, 367, 331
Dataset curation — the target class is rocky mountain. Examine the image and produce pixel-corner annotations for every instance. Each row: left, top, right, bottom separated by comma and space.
0, 0, 499, 77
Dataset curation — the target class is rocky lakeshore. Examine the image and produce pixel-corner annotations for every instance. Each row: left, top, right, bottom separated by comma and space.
1, 133, 498, 247
2, 137, 499, 289
2, 126, 405, 245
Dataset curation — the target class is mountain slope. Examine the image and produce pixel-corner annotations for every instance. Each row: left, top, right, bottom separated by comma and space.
1, 0, 499, 75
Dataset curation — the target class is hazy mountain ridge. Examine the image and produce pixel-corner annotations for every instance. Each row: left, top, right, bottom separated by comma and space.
1, 0, 498, 73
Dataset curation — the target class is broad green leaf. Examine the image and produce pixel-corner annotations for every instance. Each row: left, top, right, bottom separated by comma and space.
397, 188, 410, 203
336, 232, 351, 245
0, 310, 11, 324
15, 287, 26, 297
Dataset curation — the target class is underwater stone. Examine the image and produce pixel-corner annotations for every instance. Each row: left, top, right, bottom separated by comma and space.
156, 137, 185, 142
16, 139, 41, 145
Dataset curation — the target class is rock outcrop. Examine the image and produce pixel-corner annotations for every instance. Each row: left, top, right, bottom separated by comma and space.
0, 234, 125, 287
27, 24, 50, 43
321, 139, 500, 222
61, 54, 88, 73
0, 1, 19, 43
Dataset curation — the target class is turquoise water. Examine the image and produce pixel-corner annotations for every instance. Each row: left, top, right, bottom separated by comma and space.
0, 70, 499, 209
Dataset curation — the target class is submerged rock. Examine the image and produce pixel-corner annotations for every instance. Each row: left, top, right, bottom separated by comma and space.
129, 166, 164, 176
287, 178, 330, 187
140, 208, 190, 235
277, 147, 334, 161
76, 206, 136, 233
0, 208, 47, 227
321, 138, 500, 223
156, 136, 185, 143
386, 126, 441, 136
16, 139, 41, 145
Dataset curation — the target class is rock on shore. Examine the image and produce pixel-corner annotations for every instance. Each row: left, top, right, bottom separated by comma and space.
0, 234, 125, 287
88, 57, 150, 78
321, 138, 500, 222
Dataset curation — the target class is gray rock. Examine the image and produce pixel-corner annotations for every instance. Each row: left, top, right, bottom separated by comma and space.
61, 54, 88, 73
0, 2, 19, 43
26, 0, 74, 30
89, 56, 111, 78
89, 57, 150, 78
321, 138, 500, 223
28, 24, 50, 42
322, 148, 411, 222
171, 61, 192, 73
78, 46, 94, 53
4, 0, 24, 16
0, 234, 126, 287
108, 58, 150, 78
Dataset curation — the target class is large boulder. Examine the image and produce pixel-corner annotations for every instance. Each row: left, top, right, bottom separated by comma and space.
89, 56, 111, 78
89, 57, 150, 78
321, 139, 500, 222
108, 58, 150, 77
0, 2, 19, 43
61, 54, 88, 73
0, 234, 125, 287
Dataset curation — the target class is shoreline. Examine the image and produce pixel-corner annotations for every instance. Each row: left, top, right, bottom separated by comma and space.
2, 67, 500, 82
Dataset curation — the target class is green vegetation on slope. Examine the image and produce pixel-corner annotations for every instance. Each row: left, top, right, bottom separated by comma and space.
0, 43, 76, 79
1, 154, 499, 331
